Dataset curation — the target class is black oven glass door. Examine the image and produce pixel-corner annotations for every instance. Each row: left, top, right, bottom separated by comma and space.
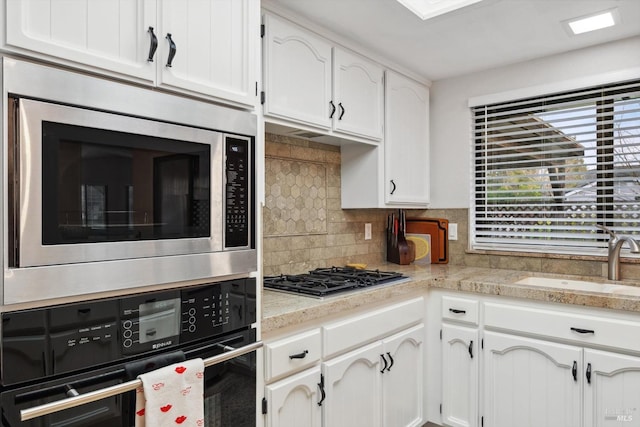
41, 122, 211, 245
1, 330, 257, 427
14, 98, 225, 268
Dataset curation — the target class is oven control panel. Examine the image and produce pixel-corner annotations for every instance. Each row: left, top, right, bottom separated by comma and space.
224, 136, 252, 249
0, 278, 256, 386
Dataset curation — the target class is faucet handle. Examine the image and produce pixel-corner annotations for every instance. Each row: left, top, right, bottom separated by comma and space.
595, 224, 616, 237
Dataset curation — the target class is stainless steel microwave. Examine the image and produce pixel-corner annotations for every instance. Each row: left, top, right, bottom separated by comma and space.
1, 58, 257, 306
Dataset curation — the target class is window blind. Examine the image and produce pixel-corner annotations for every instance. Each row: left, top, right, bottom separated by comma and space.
472, 80, 640, 256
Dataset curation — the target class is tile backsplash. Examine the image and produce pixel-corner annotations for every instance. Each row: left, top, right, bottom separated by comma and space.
263, 133, 391, 276
263, 133, 639, 280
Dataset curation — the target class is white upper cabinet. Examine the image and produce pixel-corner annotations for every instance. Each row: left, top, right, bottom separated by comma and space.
385, 70, 430, 205
332, 48, 384, 140
4, 0, 157, 82
158, 0, 258, 106
2, 0, 259, 107
263, 13, 384, 142
263, 13, 332, 130
341, 71, 430, 208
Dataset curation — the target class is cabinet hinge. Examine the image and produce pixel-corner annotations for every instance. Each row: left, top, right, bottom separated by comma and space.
440, 403, 442, 414
439, 329, 442, 340
482, 338, 484, 349
255, 82, 258, 97
260, 24, 265, 38
481, 416, 484, 427
261, 397, 268, 415
261, 91, 266, 105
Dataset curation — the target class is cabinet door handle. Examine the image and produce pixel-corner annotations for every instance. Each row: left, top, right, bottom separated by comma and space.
572, 361, 577, 381
289, 350, 308, 360
390, 180, 396, 195
386, 352, 394, 371
338, 102, 345, 120
317, 374, 326, 406
571, 327, 595, 334
329, 101, 336, 118
468, 340, 474, 359
380, 353, 388, 373
586, 363, 592, 384
165, 33, 177, 67
147, 27, 158, 62
449, 308, 466, 314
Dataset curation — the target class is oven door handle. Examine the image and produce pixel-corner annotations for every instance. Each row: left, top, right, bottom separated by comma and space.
20, 340, 263, 422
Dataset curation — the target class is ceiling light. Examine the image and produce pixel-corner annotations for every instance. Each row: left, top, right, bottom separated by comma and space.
566, 9, 617, 35
396, 0, 484, 20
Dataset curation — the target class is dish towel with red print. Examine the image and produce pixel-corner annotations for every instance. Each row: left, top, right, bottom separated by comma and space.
135, 358, 205, 427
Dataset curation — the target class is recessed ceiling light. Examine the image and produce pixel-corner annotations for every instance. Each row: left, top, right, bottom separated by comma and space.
396, 0, 484, 20
565, 9, 618, 35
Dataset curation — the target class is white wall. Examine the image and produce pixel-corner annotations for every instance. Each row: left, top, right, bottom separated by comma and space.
429, 35, 640, 208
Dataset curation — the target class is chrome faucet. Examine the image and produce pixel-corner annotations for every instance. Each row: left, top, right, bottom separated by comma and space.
596, 224, 640, 281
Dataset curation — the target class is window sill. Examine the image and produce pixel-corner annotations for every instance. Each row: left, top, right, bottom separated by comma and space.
466, 248, 640, 265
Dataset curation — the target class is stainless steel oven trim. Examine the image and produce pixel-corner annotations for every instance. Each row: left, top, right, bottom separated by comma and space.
19, 340, 263, 422
18, 98, 225, 267
3, 250, 257, 306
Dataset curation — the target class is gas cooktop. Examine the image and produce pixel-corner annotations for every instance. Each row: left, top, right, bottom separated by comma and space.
263, 267, 407, 298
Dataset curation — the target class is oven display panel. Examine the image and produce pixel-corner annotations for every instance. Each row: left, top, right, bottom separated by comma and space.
138, 298, 181, 344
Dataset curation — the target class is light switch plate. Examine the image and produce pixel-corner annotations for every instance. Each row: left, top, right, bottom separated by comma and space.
448, 223, 458, 241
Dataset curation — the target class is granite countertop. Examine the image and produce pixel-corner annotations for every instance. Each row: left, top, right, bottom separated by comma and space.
262, 263, 640, 334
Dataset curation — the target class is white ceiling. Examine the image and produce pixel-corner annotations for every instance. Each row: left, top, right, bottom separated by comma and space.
265, 0, 640, 81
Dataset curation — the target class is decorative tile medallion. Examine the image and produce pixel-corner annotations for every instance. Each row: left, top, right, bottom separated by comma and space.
264, 157, 327, 236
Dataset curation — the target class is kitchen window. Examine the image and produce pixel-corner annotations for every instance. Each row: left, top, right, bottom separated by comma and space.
471, 79, 640, 256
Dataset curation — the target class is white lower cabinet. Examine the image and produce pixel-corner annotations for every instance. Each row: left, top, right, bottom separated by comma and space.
263, 297, 425, 427
584, 349, 640, 427
265, 367, 322, 427
323, 324, 424, 427
382, 325, 425, 427
323, 341, 383, 427
435, 292, 640, 427
483, 331, 582, 427
442, 324, 479, 427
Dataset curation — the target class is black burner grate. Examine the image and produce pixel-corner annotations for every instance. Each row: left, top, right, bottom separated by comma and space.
263, 267, 405, 297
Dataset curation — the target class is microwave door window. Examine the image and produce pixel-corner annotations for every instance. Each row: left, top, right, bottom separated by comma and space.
41, 121, 211, 245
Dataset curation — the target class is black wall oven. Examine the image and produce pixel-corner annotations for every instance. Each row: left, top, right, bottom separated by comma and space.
1, 58, 257, 306
0, 279, 259, 427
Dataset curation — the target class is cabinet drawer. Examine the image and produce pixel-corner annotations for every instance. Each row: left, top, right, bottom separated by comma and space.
322, 297, 424, 358
441, 296, 479, 325
484, 302, 640, 353
264, 329, 322, 382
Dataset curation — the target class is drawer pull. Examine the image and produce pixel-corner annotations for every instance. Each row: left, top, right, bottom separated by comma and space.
147, 27, 158, 62
449, 308, 466, 314
570, 327, 595, 334
289, 350, 309, 360
586, 363, 592, 384
329, 101, 336, 119
380, 354, 388, 373
572, 361, 577, 381
386, 352, 394, 372
165, 33, 177, 67
317, 374, 326, 406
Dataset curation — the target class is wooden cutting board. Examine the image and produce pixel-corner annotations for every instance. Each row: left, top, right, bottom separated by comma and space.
406, 218, 449, 264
